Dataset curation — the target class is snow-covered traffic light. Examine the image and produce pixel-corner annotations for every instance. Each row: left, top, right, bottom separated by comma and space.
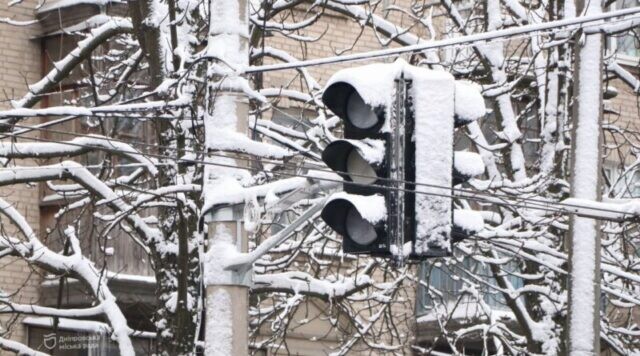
320, 60, 486, 260
320, 72, 396, 256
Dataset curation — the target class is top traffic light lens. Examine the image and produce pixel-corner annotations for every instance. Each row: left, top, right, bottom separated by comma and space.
346, 91, 378, 129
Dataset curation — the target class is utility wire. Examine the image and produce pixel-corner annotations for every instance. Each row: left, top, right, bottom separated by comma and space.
1, 129, 636, 220
1, 11, 639, 216
3, 121, 627, 217
1, 10, 637, 145
1, 8, 637, 127
244, 7, 640, 73
4, 120, 635, 218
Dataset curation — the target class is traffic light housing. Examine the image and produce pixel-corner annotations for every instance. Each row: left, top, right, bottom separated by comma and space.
320, 73, 396, 255
320, 61, 486, 260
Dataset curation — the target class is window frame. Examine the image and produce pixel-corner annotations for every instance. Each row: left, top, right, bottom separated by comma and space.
608, 0, 640, 66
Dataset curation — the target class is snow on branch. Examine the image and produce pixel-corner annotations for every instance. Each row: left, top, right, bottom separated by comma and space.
0, 202, 136, 356
250, 46, 321, 91
252, 271, 372, 299
0, 136, 158, 175
608, 61, 640, 94
0, 336, 48, 356
0, 161, 161, 248
9, 17, 133, 111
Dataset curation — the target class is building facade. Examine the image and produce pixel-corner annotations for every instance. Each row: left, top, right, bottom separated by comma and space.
0, 0, 638, 355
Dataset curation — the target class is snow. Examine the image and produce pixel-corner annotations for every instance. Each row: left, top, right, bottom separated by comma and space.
325, 62, 401, 109
42, 14, 112, 36
10, 17, 133, 109
205, 289, 233, 355
454, 151, 485, 178
416, 301, 514, 324
324, 61, 403, 132
253, 271, 372, 298
37, 0, 122, 13
409, 66, 456, 254
0, 136, 158, 175
325, 192, 387, 225
22, 317, 155, 338
454, 81, 486, 124
0, 336, 49, 356
568, 1, 604, 350
202, 176, 309, 216
203, 224, 237, 285
0, 199, 137, 356
23, 316, 111, 334
453, 209, 485, 234
340, 138, 385, 164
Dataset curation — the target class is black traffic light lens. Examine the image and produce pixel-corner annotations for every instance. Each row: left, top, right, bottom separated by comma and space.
345, 207, 377, 245
346, 91, 378, 129
346, 149, 377, 184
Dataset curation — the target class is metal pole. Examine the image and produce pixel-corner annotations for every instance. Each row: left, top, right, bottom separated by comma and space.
567, 0, 604, 354
389, 77, 407, 266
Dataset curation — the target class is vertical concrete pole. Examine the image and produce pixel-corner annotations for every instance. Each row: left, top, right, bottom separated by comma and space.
204, 0, 250, 353
567, 0, 603, 355
206, 216, 249, 355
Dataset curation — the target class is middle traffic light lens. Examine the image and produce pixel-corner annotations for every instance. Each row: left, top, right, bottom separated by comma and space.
345, 207, 377, 245
346, 91, 378, 129
347, 149, 377, 185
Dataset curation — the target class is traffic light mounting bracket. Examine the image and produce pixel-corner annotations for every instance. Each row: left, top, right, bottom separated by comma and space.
388, 76, 409, 266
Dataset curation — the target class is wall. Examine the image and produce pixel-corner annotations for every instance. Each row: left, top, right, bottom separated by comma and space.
0, 0, 42, 349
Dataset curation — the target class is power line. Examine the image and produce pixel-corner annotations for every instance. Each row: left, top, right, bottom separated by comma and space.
2, 10, 637, 141
244, 7, 640, 73
4, 119, 635, 219
1, 121, 618, 216
1, 128, 635, 220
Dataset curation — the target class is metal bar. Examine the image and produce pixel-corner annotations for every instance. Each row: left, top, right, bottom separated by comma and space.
389, 77, 407, 266
224, 198, 326, 270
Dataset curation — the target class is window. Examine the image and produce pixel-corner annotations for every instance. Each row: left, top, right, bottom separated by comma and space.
417, 257, 523, 315
603, 164, 640, 198
611, 0, 640, 61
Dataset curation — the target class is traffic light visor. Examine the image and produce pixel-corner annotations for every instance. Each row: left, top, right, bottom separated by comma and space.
322, 82, 384, 135
321, 193, 386, 246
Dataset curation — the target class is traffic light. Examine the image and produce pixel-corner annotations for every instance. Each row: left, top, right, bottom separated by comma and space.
319, 66, 396, 256
320, 61, 486, 260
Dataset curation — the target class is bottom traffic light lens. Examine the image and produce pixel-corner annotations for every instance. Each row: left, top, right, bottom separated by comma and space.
345, 207, 377, 245
347, 149, 377, 185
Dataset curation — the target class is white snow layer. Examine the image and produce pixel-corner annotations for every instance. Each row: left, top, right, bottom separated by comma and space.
343, 138, 386, 164
324, 59, 486, 131
410, 68, 456, 254
454, 81, 486, 123
568, 1, 603, 351
453, 209, 485, 233
205, 289, 233, 355
454, 151, 485, 178
204, 224, 237, 286
325, 61, 402, 109
325, 192, 387, 224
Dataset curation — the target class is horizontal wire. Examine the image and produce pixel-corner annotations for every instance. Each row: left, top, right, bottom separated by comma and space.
4, 121, 636, 218
1, 11, 637, 127
0, 13, 638, 217
244, 8, 640, 73
1, 130, 635, 220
